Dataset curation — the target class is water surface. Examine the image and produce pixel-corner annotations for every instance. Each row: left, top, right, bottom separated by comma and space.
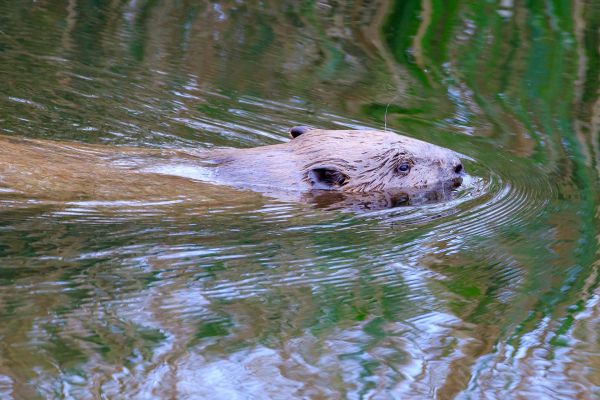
0, 1, 599, 399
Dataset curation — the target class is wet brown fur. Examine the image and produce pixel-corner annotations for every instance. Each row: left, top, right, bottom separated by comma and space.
211, 128, 463, 196
0, 128, 462, 207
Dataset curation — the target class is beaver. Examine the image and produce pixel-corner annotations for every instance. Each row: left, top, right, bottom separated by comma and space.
208, 127, 463, 208
0, 127, 463, 209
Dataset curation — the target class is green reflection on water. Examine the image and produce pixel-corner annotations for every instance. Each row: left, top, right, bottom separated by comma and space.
0, 0, 599, 398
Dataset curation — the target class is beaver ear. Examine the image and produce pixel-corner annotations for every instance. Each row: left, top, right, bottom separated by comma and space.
289, 126, 311, 139
308, 167, 348, 189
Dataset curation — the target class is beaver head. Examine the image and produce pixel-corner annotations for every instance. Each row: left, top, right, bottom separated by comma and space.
211, 127, 464, 207
288, 126, 463, 193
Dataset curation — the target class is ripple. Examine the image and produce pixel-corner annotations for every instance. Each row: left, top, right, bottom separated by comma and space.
0, 0, 596, 397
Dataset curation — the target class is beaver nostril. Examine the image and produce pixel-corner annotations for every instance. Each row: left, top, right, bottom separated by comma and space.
454, 164, 463, 174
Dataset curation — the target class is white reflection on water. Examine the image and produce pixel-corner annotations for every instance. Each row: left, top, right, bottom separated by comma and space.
0, 0, 598, 397
141, 164, 217, 183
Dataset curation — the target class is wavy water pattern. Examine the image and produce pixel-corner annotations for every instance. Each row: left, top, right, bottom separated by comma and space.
0, 1, 599, 399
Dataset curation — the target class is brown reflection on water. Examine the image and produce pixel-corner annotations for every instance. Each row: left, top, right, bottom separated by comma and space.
0, 0, 600, 398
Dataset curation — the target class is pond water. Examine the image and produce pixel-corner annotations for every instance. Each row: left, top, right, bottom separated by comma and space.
0, 1, 599, 399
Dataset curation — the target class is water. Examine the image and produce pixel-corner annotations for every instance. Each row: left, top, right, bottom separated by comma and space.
0, 1, 599, 399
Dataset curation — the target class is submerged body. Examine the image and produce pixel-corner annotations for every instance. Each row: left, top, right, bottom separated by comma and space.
0, 127, 464, 209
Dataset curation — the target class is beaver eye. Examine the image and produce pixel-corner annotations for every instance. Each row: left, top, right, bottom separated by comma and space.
397, 163, 411, 174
